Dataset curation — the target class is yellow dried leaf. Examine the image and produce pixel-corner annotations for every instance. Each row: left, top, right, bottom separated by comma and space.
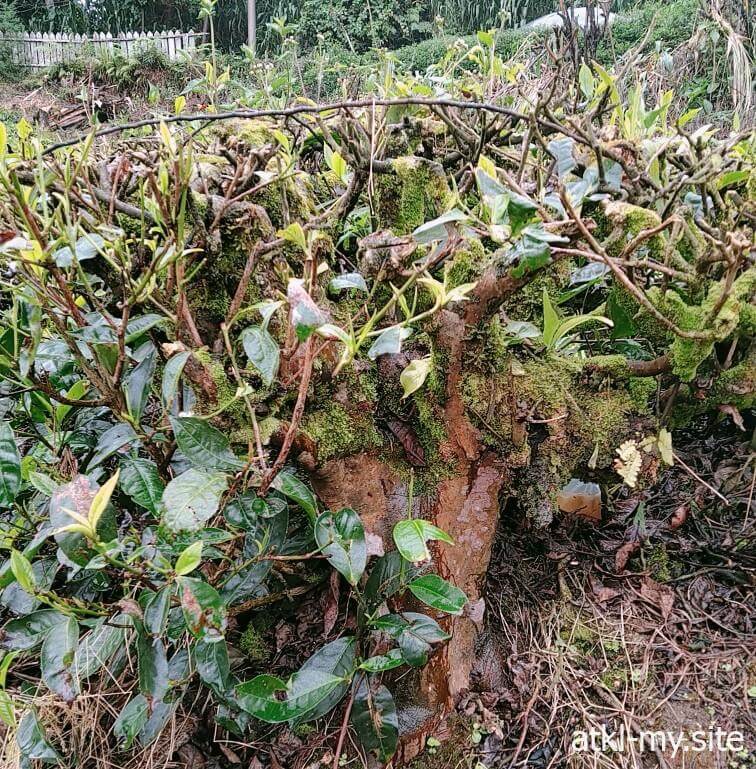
615, 440, 642, 488
657, 428, 674, 466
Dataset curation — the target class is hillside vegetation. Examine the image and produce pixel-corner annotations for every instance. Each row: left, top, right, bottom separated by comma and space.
0, 5, 753, 769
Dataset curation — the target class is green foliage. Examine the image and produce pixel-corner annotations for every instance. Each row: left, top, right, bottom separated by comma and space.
0, 2, 24, 80
294, 0, 432, 53
0, 33, 753, 765
45, 46, 193, 96
597, 0, 702, 63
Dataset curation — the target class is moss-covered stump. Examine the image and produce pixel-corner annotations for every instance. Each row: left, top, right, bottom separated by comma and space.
374, 157, 453, 234
309, 310, 505, 763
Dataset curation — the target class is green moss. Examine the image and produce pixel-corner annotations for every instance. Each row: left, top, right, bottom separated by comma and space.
252, 172, 316, 231
186, 192, 273, 331
579, 390, 638, 462
671, 354, 756, 426
292, 723, 316, 739
627, 377, 657, 412
583, 354, 636, 380
656, 268, 753, 381
676, 216, 708, 265
375, 340, 455, 495
602, 200, 665, 260
559, 609, 596, 653
519, 356, 582, 412
303, 401, 382, 463
374, 157, 452, 235
191, 349, 248, 429
647, 543, 672, 582
501, 257, 573, 322
461, 368, 513, 448
444, 238, 488, 289
239, 624, 272, 664
601, 663, 629, 691
210, 118, 275, 149
606, 283, 671, 351
406, 716, 473, 769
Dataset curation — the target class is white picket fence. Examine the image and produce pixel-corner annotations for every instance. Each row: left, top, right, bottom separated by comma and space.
0, 29, 204, 68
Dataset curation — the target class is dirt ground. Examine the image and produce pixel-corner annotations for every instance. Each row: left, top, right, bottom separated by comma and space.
436, 418, 756, 769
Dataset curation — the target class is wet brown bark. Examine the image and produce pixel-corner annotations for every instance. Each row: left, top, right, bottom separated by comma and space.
312, 309, 509, 761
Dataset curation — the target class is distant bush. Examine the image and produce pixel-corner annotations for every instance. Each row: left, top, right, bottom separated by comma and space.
299, 47, 366, 100
598, 0, 702, 62
45, 46, 194, 95
295, 0, 433, 53
0, 1, 24, 80
392, 36, 467, 72
391, 27, 532, 73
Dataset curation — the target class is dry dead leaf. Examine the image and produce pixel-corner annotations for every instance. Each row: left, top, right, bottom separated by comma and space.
640, 577, 675, 620
590, 577, 621, 603
465, 597, 486, 624
615, 541, 640, 571
657, 427, 674, 465
323, 570, 340, 636
669, 503, 689, 529
218, 744, 241, 764
718, 404, 745, 430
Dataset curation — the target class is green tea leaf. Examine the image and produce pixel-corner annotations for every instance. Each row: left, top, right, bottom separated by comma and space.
88, 423, 138, 469
236, 670, 345, 723
547, 137, 576, 179
359, 650, 404, 672
329, 272, 368, 293
412, 209, 468, 244
125, 314, 166, 343
0, 422, 21, 508
291, 636, 356, 723
278, 222, 307, 252
51, 475, 117, 565
367, 325, 412, 360
74, 617, 127, 681
40, 616, 79, 702
541, 287, 560, 346
161, 469, 227, 533
137, 634, 169, 701
113, 695, 149, 749
270, 471, 317, 521
0, 690, 14, 728
351, 678, 399, 761
241, 326, 280, 386
9, 550, 35, 594
179, 577, 227, 642
392, 520, 453, 564
170, 417, 244, 472
195, 638, 231, 695
0, 610, 63, 651
314, 508, 366, 586
28, 472, 58, 498
143, 587, 172, 636
400, 356, 432, 399
174, 541, 203, 576
123, 346, 156, 422
161, 350, 191, 408
120, 458, 164, 516
363, 553, 420, 611
408, 574, 467, 615
16, 710, 60, 762
579, 62, 595, 98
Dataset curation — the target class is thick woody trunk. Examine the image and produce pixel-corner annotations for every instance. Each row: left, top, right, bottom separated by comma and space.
313, 310, 509, 761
